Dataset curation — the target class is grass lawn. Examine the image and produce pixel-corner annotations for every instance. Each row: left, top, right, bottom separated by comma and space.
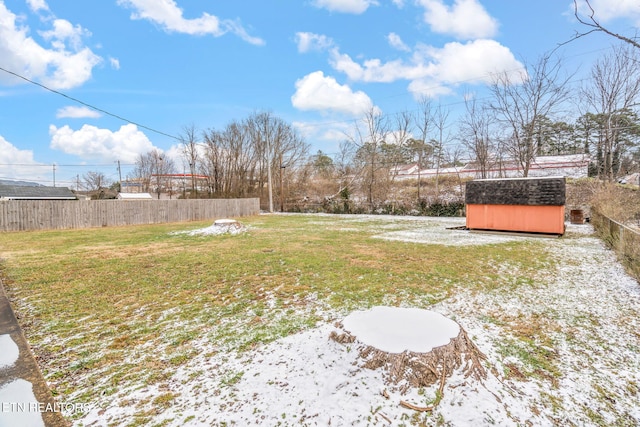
2, 213, 612, 425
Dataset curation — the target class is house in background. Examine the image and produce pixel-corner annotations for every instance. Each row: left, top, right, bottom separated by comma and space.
390, 163, 420, 177
0, 184, 77, 200
394, 154, 590, 180
117, 192, 153, 200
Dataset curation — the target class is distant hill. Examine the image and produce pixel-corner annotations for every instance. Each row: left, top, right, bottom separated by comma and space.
0, 179, 43, 187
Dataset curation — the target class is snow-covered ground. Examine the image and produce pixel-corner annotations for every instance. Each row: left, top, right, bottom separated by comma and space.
170, 219, 249, 236
69, 217, 640, 426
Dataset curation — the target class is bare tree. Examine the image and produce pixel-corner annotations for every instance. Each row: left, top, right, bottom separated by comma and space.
199, 112, 308, 208
244, 111, 310, 211
388, 111, 414, 182
333, 140, 357, 198
581, 44, 640, 180
458, 96, 494, 178
180, 123, 201, 198
489, 55, 572, 176
571, 0, 640, 49
83, 171, 110, 192
226, 121, 259, 197
412, 98, 435, 200
131, 152, 154, 193
444, 144, 467, 197
132, 149, 175, 199
433, 105, 450, 196
346, 107, 390, 208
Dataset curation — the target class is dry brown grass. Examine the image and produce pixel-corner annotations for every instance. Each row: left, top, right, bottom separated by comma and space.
559, 178, 639, 225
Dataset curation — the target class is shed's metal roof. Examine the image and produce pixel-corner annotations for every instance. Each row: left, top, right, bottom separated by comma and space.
0, 185, 77, 200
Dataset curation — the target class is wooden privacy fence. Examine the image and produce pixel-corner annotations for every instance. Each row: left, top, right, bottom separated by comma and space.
0, 198, 260, 231
591, 210, 640, 281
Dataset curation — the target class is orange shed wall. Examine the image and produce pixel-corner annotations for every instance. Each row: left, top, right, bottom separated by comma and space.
466, 204, 565, 235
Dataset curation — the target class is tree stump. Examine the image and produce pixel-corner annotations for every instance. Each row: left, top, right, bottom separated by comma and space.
213, 218, 242, 231
330, 306, 486, 395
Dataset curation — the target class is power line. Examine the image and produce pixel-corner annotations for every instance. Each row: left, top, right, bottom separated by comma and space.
0, 163, 136, 167
0, 66, 181, 142
0, 43, 621, 142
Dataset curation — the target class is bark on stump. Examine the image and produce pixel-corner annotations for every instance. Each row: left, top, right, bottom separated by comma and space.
329, 307, 487, 395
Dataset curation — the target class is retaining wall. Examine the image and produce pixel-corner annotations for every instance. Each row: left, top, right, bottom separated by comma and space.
591, 210, 640, 281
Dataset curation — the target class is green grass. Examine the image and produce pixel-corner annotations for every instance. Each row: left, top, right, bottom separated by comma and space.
0, 214, 553, 407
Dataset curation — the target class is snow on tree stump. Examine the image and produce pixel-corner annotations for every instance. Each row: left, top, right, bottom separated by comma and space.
330, 306, 486, 395
213, 218, 242, 231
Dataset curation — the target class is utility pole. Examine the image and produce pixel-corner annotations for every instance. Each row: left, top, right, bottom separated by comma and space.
52, 164, 56, 187
117, 160, 122, 187
189, 162, 196, 199
279, 153, 285, 212
265, 136, 274, 213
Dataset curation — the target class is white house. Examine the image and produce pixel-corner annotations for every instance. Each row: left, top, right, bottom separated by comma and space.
117, 192, 153, 200
394, 154, 590, 180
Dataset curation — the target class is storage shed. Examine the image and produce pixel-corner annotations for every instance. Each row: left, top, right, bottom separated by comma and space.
465, 177, 566, 235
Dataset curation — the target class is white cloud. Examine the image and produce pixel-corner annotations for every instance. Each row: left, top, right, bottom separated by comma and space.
418, 0, 498, 39
573, 0, 640, 25
0, 136, 38, 164
26, 0, 49, 13
293, 120, 351, 153
291, 71, 374, 116
407, 39, 524, 97
311, 0, 379, 14
387, 32, 410, 52
0, 136, 43, 181
49, 123, 156, 163
56, 106, 102, 119
109, 57, 120, 70
39, 19, 90, 50
329, 48, 432, 82
164, 143, 192, 169
295, 32, 334, 53
406, 78, 455, 98
420, 39, 523, 83
117, 0, 265, 45
0, 2, 102, 89
327, 39, 523, 98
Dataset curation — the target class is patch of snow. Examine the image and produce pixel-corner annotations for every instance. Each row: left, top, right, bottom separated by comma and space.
0, 334, 19, 369
367, 215, 546, 246
342, 306, 460, 353
214, 218, 239, 225
0, 379, 45, 427
170, 221, 249, 236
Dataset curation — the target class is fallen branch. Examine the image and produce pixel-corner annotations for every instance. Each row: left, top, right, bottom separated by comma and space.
377, 411, 392, 423
399, 400, 433, 412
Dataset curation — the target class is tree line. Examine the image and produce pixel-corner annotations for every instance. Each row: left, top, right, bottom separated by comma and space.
82, 43, 640, 210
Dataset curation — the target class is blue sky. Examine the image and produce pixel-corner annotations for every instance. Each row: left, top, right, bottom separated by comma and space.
0, 0, 639, 188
